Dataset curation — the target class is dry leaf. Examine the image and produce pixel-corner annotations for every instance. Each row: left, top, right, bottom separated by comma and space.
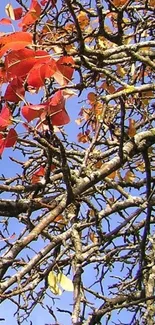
128, 119, 136, 137
107, 171, 116, 179
89, 232, 98, 244
87, 92, 96, 104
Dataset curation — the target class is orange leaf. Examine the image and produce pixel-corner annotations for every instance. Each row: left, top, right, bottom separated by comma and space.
18, 0, 41, 28
41, 0, 57, 6
107, 171, 116, 179
101, 81, 115, 94
0, 32, 33, 58
77, 131, 90, 143
112, 0, 128, 7
94, 160, 103, 169
53, 215, 67, 228
148, 0, 155, 6
89, 232, 98, 244
141, 90, 153, 105
87, 92, 96, 104
0, 18, 12, 25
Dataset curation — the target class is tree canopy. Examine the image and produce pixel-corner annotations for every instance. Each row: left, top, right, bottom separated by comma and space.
0, 0, 155, 324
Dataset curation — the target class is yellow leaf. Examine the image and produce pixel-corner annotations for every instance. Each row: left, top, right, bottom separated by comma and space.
136, 162, 145, 172
77, 11, 89, 28
117, 65, 126, 77
124, 171, 135, 182
48, 271, 62, 295
57, 273, 74, 292
98, 36, 107, 49
123, 35, 133, 45
124, 85, 135, 93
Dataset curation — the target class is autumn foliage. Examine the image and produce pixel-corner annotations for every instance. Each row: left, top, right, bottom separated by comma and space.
0, 0, 155, 324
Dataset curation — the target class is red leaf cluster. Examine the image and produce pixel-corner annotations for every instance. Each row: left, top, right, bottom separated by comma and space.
0, 0, 75, 156
3, 47, 74, 100
22, 90, 70, 127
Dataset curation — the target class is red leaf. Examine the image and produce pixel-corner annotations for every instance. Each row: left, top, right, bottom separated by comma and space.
18, 0, 41, 28
0, 135, 6, 156
27, 59, 56, 88
31, 166, 45, 184
5, 128, 18, 147
50, 109, 70, 126
0, 105, 12, 130
55, 56, 74, 86
41, 0, 57, 7
40, 90, 70, 126
22, 91, 70, 126
30, 0, 41, 14
0, 66, 7, 84
5, 48, 51, 80
0, 128, 17, 156
0, 18, 12, 25
0, 32, 33, 58
21, 104, 46, 122
48, 89, 65, 107
34, 166, 45, 177
13, 8, 23, 20
4, 77, 25, 102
